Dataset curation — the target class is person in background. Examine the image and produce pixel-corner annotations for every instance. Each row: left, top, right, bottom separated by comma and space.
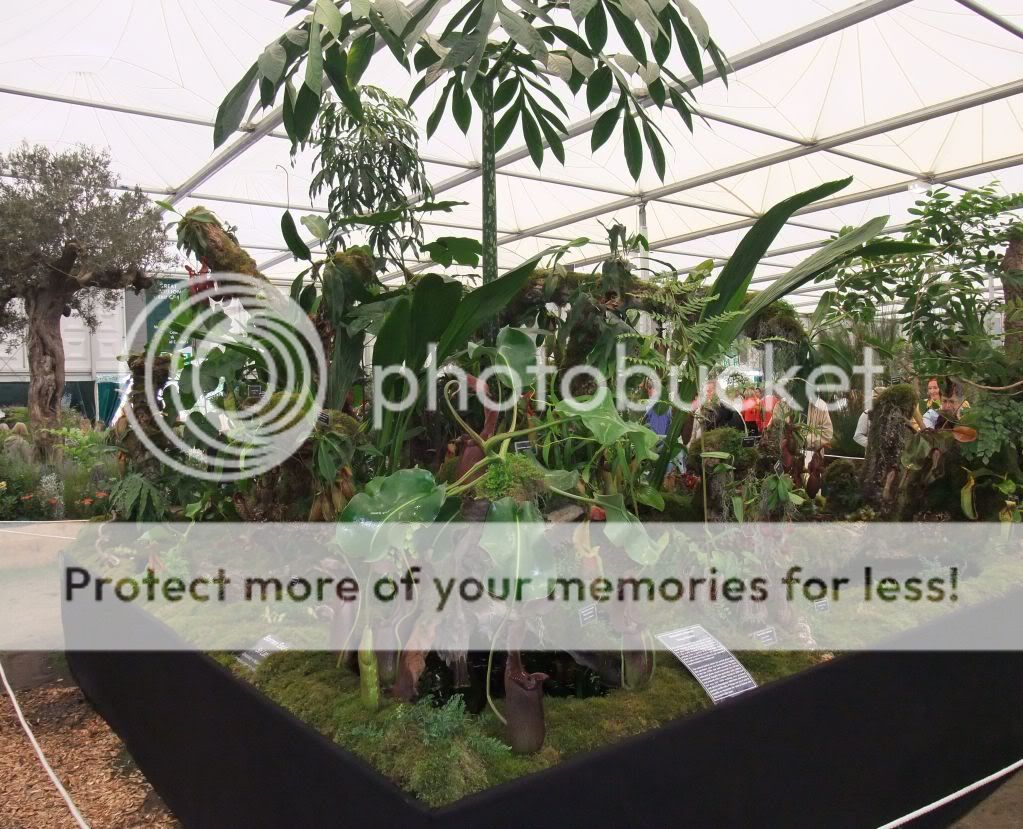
687, 376, 745, 449
854, 387, 885, 449
642, 380, 685, 472
740, 387, 761, 436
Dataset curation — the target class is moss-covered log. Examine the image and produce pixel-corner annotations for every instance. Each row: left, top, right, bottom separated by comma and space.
176, 206, 265, 278
861, 384, 917, 512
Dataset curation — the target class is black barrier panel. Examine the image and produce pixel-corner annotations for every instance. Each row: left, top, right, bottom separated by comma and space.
65, 580, 1023, 829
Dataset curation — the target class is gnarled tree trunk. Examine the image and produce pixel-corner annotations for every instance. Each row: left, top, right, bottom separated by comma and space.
24, 283, 71, 431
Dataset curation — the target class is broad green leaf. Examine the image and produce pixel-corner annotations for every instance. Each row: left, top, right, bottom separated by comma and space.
584, 4, 608, 52
493, 326, 538, 389
281, 211, 312, 260
258, 44, 288, 83
535, 111, 566, 165
701, 178, 852, 323
623, 113, 642, 179
571, 0, 599, 23
480, 498, 554, 601
857, 240, 935, 258
372, 295, 412, 372
293, 82, 321, 141
305, 19, 324, 96
347, 31, 376, 83
596, 494, 667, 565
409, 274, 463, 370
300, 213, 331, 241
636, 485, 666, 511
421, 236, 483, 267
555, 392, 659, 459
498, 7, 549, 63
719, 215, 891, 348
452, 83, 472, 133
315, 0, 344, 38
607, 4, 647, 64
586, 66, 613, 112
676, 0, 709, 47
494, 77, 519, 111
521, 108, 544, 168
435, 251, 547, 362
214, 63, 258, 148
547, 52, 574, 82
339, 469, 446, 559
324, 45, 364, 120
591, 105, 621, 150
667, 9, 704, 82
621, 0, 662, 40
642, 120, 665, 179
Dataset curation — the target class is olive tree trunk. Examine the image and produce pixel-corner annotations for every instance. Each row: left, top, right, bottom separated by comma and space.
24, 283, 71, 430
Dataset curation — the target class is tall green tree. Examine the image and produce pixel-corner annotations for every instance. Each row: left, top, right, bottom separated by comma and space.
0, 145, 166, 428
214, 0, 728, 283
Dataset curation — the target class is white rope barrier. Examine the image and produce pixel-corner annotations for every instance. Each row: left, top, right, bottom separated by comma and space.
877, 758, 1023, 828
0, 656, 91, 829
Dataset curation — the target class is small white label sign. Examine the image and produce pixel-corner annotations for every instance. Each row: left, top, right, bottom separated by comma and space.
656, 625, 758, 704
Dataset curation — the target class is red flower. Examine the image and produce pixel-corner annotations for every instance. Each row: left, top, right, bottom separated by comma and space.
20, 494, 34, 501
95, 491, 109, 499
80, 498, 94, 507
589, 506, 606, 521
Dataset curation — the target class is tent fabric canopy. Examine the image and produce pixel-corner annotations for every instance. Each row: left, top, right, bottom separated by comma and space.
1, 0, 1021, 310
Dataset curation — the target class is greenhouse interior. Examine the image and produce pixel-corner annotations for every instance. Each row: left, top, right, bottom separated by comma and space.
0, 0, 1021, 827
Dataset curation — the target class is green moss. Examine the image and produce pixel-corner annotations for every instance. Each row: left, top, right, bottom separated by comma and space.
250, 649, 819, 807
472, 454, 543, 502
689, 427, 758, 476
877, 383, 917, 414
821, 459, 863, 516
742, 297, 805, 342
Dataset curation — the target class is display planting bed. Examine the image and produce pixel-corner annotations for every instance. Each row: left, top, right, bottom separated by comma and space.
64, 585, 1023, 829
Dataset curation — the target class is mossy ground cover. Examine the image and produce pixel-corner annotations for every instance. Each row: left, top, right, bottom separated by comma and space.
215, 649, 820, 807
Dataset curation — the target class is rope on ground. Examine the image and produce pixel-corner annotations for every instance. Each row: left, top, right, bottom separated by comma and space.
0, 656, 91, 829
877, 757, 1023, 828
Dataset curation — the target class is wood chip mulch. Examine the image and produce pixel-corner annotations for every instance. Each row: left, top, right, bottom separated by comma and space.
0, 684, 180, 829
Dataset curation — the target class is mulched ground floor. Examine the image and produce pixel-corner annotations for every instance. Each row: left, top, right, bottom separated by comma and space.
0, 652, 177, 829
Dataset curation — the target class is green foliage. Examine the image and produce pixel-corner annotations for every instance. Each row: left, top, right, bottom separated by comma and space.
555, 392, 659, 461
961, 396, 1023, 469
758, 473, 807, 520
825, 184, 1023, 388
652, 179, 894, 486
43, 427, 113, 468
109, 473, 168, 523
340, 467, 445, 542
307, 87, 431, 265
821, 459, 864, 515
221, 0, 726, 180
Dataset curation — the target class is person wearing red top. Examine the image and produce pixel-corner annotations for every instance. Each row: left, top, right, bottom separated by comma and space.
740, 387, 762, 435
761, 389, 779, 430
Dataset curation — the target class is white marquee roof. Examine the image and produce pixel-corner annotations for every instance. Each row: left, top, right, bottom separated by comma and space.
2, 0, 1022, 310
